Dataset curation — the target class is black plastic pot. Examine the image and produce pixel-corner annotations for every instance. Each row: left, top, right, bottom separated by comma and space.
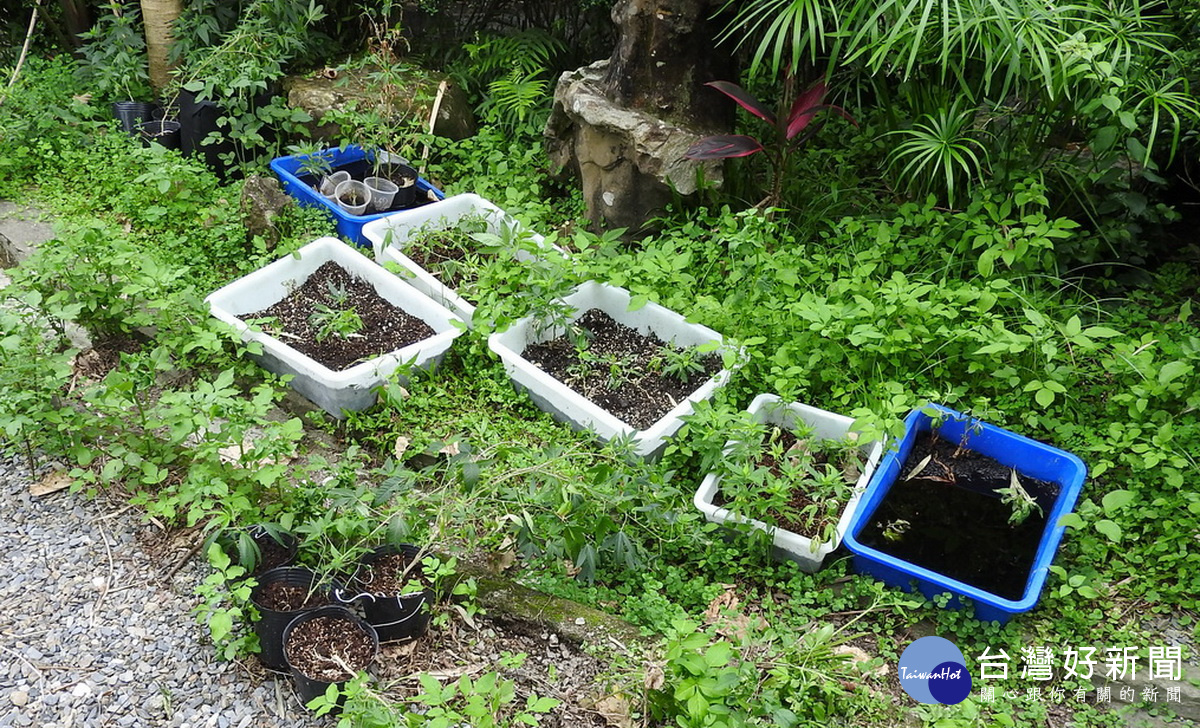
112, 101, 155, 135
137, 119, 182, 150
283, 605, 379, 708
177, 86, 276, 179
336, 544, 432, 643
381, 163, 419, 209
250, 567, 338, 671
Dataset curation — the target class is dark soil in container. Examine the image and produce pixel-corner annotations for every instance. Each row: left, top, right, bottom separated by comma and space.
858, 430, 1060, 600
285, 614, 375, 682
245, 261, 435, 371
523, 309, 721, 430
255, 581, 330, 611
357, 551, 425, 595
339, 189, 367, 206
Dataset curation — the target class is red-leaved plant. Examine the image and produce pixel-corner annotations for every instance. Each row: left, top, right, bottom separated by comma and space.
685, 78, 857, 207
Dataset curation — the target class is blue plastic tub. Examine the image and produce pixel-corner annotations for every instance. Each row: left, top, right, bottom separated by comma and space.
843, 405, 1086, 624
269, 145, 444, 247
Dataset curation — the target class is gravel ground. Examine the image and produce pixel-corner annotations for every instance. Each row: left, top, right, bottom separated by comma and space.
0, 454, 321, 728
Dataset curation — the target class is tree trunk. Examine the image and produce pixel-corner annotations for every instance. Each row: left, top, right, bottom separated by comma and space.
140, 0, 183, 94
602, 0, 737, 131
57, 0, 91, 50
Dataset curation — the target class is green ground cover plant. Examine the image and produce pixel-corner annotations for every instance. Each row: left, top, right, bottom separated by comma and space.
0, 27, 1197, 728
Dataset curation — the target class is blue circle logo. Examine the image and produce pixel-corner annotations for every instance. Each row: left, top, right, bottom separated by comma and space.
898, 636, 972, 705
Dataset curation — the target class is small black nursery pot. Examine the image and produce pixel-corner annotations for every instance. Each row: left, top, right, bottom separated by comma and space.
336, 544, 432, 643
283, 605, 379, 708
112, 101, 154, 134
250, 567, 337, 671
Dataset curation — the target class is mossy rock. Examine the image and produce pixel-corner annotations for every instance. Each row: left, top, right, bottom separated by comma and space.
283, 66, 476, 141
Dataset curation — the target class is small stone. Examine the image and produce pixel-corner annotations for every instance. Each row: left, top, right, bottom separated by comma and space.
8, 691, 28, 707
575, 617, 585, 625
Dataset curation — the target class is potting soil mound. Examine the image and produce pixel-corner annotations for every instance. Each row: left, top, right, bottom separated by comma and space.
247, 261, 435, 371
284, 615, 375, 683
523, 309, 721, 430
357, 551, 423, 595
256, 581, 330, 612
857, 430, 1060, 601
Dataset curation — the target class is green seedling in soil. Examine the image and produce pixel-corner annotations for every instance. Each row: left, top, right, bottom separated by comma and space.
650, 343, 707, 384
721, 423, 864, 548
565, 348, 639, 393
325, 280, 351, 307
882, 518, 911, 542
309, 304, 364, 342
997, 469, 1042, 525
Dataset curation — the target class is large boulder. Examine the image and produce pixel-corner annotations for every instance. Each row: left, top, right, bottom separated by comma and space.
239, 175, 293, 249
545, 60, 722, 234
283, 67, 476, 141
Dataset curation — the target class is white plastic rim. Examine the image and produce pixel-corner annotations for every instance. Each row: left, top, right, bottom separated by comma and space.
365, 176, 399, 212
319, 170, 350, 198
361, 193, 561, 325
692, 394, 885, 572
205, 237, 465, 417
335, 179, 369, 215
487, 281, 735, 459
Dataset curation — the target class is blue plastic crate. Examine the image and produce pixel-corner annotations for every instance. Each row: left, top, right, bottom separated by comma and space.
269, 145, 444, 247
843, 404, 1086, 624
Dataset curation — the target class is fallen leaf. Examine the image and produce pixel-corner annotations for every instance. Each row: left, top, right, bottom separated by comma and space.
903, 454, 932, 482
643, 664, 665, 691
487, 549, 516, 573
452, 604, 479, 631
703, 585, 739, 624
217, 438, 292, 469
30, 471, 72, 497
439, 440, 460, 456
702, 585, 762, 641
592, 695, 634, 728
385, 639, 419, 658
834, 645, 888, 678
426, 664, 485, 681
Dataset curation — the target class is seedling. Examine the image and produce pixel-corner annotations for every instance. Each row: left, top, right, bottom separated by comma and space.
309, 304, 364, 342
997, 469, 1042, 525
882, 519, 911, 542
719, 422, 865, 549
530, 300, 589, 350
652, 344, 707, 383
325, 280, 350, 307
565, 348, 639, 393
296, 148, 333, 179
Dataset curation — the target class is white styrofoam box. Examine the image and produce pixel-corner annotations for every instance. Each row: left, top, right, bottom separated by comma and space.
693, 394, 884, 572
361, 193, 558, 325
488, 281, 734, 459
206, 237, 465, 417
